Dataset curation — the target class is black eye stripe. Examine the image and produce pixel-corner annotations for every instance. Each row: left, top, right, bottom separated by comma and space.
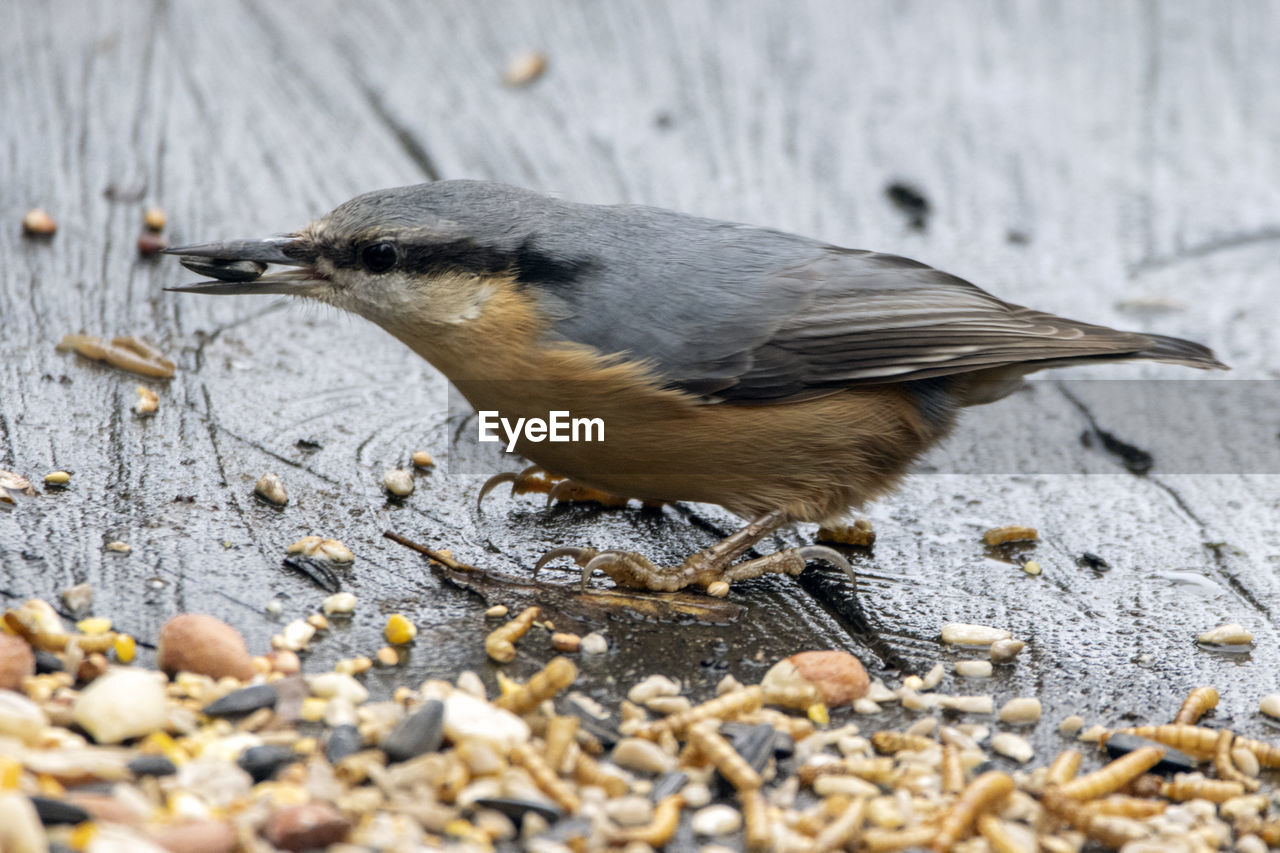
361, 242, 398, 273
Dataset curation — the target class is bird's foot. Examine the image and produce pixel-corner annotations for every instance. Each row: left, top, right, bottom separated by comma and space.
478, 465, 645, 509
536, 544, 855, 596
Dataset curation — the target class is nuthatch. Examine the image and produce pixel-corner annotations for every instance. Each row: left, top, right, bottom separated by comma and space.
168, 181, 1226, 594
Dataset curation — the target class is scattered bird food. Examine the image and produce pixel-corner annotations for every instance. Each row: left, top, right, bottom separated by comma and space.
503, 50, 548, 86
383, 467, 414, 497
56, 334, 175, 378
21, 208, 57, 236
253, 472, 288, 506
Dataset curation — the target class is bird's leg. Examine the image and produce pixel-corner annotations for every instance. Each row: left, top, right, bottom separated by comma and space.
536, 509, 856, 595
477, 465, 633, 509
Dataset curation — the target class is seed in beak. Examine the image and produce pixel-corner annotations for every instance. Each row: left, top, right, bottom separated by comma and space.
178, 256, 268, 282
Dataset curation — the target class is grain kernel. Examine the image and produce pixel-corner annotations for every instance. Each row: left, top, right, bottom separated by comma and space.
254, 472, 287, 506
44, 471, 71, 486
384, 614, 417, 644
383, 468, 414, 497
411, 450, 434, 467
22, 208, 57, 236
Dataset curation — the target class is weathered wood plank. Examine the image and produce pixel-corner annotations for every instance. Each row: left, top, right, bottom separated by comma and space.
2, 1, 1277, 779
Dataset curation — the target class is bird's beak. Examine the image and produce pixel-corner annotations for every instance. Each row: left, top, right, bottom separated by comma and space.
163, 236, 321, 295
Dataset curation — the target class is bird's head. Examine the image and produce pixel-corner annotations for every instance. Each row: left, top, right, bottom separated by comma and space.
166, 181, 579, 336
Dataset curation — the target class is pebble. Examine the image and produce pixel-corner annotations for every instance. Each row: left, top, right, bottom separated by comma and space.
991, 732, 1034, 763
942, 623, 1012, 645
21, 208, 57, 236
0, 794, 47, 853
0, 634, 35, 690
128, 754, 178, 777
1197, 623, 1253, 646
253, 472, 288, 505
237, 744, 298, 783
264, 802, 351, 851
612, 737, 675, 775
1259, 694, 1280, 719
383, 468, 414, 497
580, 632, 608, 654
157, 614, 255, 681
324, 724, 364, 764
443, 692, 529, 752
309, 672, 369, 705
768, 650, 869, 707
149, 819, 236, 853
954, 660, 992, 678
72, 668, 167, 744
322, 592, 357, 615
381, 700, 445, 762
202, 684, 278, 718
691, 804, 742, 836
999, 697, 1042, 724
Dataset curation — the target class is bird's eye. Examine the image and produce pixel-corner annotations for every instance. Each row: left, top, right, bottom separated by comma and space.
360, 242, 398, 273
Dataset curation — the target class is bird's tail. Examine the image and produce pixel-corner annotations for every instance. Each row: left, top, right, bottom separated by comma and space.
1128, 332, 1228, 371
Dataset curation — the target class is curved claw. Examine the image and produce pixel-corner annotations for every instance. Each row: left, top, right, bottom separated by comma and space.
534, 546, 599, 577
476, 471, 518, 511
546, 479, 576, 508
581, 551, 628, 591
793, 545, 857, 589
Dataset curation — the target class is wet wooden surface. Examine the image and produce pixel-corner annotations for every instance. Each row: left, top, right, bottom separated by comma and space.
4, 0, 1280, 788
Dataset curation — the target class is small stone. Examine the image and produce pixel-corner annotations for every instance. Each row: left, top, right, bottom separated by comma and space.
59, 582, 94, 613
253, 472, 287, 506
503, 50, 548, 86
43, 470, 70, 486
73, 668, 167, 743
380, 700, 445, 762
128, 754, 178, 777
382, 468, 414, 497
202, 684, 278, 718
150, 819, 236, 853
691, 804, 742, 836
764, 650, 868, 708
322, 592, 357, 615
237, 745, 298, 783
325, 724, 364, 764
1197, 623, 1253, 646
157, 614, 255, 681
991, 732, 1033, 763
443, 692, 529, 752
989, 639, 1025, 663
411, 450, 434, 468
143, 206, 166, 232
384, 613, 417, 644
612, 737, 675, 775
0, 635, 35, 690
264, 802, 350, 852
580, 632, 608, 655
954, 660, 992, 678
21, 208, 57, 236
999, 697, 1042, 724
941, 623, 1012, 646
551, 632, 580, 652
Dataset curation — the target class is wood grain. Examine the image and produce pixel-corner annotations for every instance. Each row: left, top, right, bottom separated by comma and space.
2, 1, 1277, 774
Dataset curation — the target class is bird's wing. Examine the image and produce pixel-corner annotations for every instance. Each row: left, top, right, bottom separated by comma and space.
534, 209, 1221, 403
